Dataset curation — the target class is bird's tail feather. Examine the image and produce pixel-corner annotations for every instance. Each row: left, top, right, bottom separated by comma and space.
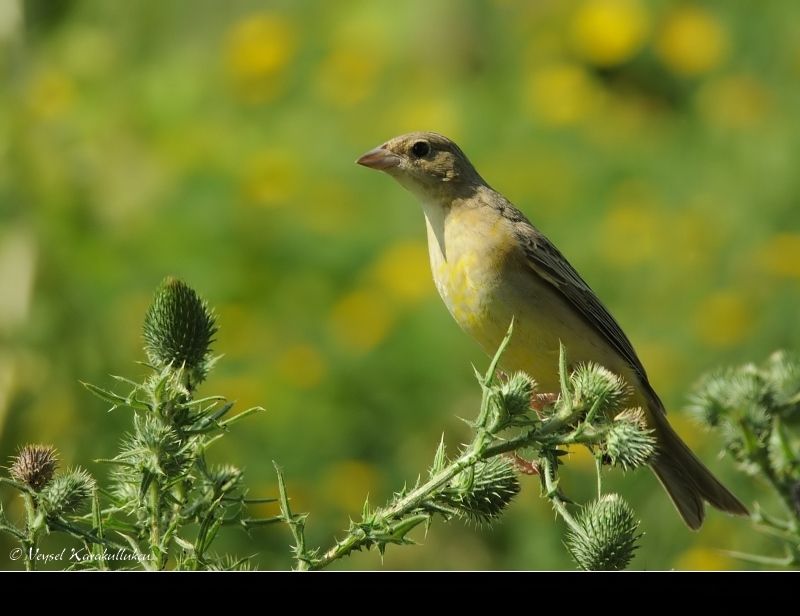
649, 410, 749, 530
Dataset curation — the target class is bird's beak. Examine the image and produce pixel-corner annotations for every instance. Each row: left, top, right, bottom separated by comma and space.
356, 147, 402, 170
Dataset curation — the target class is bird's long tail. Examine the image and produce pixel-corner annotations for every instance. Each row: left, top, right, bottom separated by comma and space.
648, 406, 749, 530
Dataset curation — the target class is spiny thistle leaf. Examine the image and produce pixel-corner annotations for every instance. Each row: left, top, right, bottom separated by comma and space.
39, 468, 96, 517
143, 277, 217, 384
570, 363, 629, 415
496, 372, 536, 417
9, 444, 58, 491
604, 409, 656, 471
565, 493, 641, 571
439, 456, 521, 524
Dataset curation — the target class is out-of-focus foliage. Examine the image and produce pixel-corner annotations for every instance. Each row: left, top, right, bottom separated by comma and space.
688, 351, 800, 567
1, 0, 799, 569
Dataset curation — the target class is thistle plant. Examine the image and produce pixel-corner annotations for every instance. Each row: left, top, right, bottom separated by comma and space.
0, 277, 274, 570
274, 322, 655, 571
687, 351, 800, 567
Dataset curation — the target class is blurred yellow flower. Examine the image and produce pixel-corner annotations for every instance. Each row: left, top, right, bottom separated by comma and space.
673, 547, 735, 571
370, 240, 432, 304
667, 412, 703, 451
564, 444, 595, 471
276, 344, 328, 390
636, 341, 681, 398
298, 181, 360, 235
696, 74, 770, 129
322, 460, 382, 512
391, 96, 463, 139
26, 69, 75, 119
755, 233, 800, 278
656, 7, 728, 76
571, 0, 650, 67
525, 62, 601, 126
241, 149, 300, 206
224, 13, 295, 103
316, 46, 383, 108
329, 288, 395, 354
693, 290, 753, 348
600, 183, 661, 266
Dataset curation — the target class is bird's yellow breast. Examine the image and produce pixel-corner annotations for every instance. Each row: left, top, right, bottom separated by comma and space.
427, 205, 516, 334
425, 201, 636, 394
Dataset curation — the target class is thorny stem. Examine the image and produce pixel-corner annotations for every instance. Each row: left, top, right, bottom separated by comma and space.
22, 493, 38, 572
541, 455, 583, 537
739, 418, 798, 526
148, 478, 163, 569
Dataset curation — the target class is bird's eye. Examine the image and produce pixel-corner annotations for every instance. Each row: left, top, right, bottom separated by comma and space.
411, 141, 431, 158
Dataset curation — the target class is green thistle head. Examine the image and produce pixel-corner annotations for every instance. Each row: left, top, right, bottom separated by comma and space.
604, 409, 656, 471
496, 372, 536, 418
565, 493, 641, 571
143, 277, 218, 385
570, 363, 629, 415
441, 456, 521, 524
39, 468, 96, 517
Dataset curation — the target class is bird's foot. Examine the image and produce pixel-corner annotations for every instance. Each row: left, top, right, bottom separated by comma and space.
506, 452, 540, 475
530, 392, 559, 417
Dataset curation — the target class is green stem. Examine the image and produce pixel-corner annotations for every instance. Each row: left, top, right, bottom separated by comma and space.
740, 419, 797, 525
274, 462, 310, 571
594, 453, 604, 499
148, 478, 163, 568
48, 518, 129, 552
311, 445, 483, 570
541, 456, 583, 536
21, 493, 39, 572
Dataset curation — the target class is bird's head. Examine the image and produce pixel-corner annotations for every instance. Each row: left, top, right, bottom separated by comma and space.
356, 132, 484, 202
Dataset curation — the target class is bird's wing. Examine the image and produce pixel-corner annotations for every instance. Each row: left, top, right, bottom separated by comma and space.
513, 218, 657, 402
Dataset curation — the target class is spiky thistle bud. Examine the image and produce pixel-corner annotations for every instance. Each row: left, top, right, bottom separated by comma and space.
39, 468, 96, 517
9, 444, 58, 491
565, 493, 641, 571
604, 409, 656, 470
143, 277, 217, 384
440, 456, 521, 524
496, 372, 536, 417
209, 464, 243, 494
570, 363, 629, 415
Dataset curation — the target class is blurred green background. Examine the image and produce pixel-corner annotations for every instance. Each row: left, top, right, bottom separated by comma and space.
1, 0, 799, 570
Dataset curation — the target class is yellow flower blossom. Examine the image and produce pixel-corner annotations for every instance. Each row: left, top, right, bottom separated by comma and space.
564, 444, 596, 471
241, 149, 300, 206
674, 547, 735, 571
329, 288, 395, 354
316, 45, 383, 108
696, 74, 770, 129
571, 0, 650, 67
297, 181, 361, 235
322, 460, 382, 512
693, 290, 753, 348
756, 233, 800, 278
390, 96, 463, 139
370, 240, 432, 304
525, 62, 601, 127
656, 7, 728, 76
276, 344, 328, 390
27, 69, 75, 119
599, 182, 662, 266
224, 13, 295, 103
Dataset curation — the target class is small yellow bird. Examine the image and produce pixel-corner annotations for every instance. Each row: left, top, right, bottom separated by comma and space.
357, 131, 748, 529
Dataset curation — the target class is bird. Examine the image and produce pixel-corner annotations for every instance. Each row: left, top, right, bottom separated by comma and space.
356, 131, 748, 529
